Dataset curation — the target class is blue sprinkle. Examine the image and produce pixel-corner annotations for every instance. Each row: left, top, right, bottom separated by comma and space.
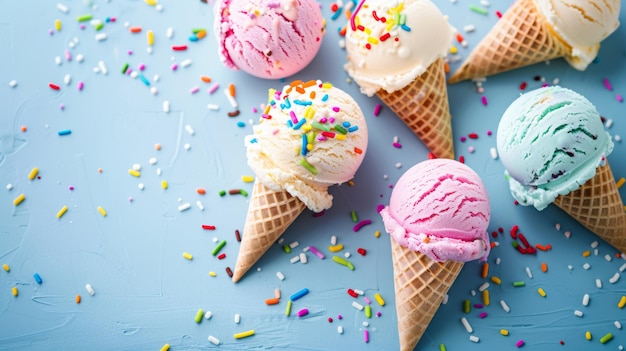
348, 126, 359, 132
58, 129, 72, 136
301, 134, 308, 156
293, 118, 307, 130
290, 288, 310, 301
321, 94, 329, 101
331, 6, 343, 21
293, 100, 312, 106
249, 138, 257, 144
400, 24, 411, 32
286, 120, 293, 128
236, 121, 245, 128
284, 97, 291, 108
342, 121, 351, 128
33, 273, 42, 284
138, 74, 150, 86
189, 34, 198, 42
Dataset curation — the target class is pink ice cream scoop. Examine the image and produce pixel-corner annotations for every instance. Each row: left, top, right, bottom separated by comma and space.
214, 0, 325, 79
380, 158, 491, 262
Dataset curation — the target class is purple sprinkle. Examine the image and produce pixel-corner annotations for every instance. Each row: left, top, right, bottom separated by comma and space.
479, 312, 488, 318
189, 86, 199, 94
78, 81, 84, 91
516, 340, 525, 348
460, 136, 467, 142
68, 186, 74, 191
474, 303, 484, 308
171, 63, 178, 71
603, 78, 613, 91
138, 63, 146, 71
251, 107, 258, 113
297, 308, 309, 317
312, 210, 325, 217
392, 142, 402, 148
364, 297, 371, 304
373, 103, 382, 116
48, 29, 54, 35
480, 95, 488, 106
376, 204, 385, 213
364, 329, 369, 343
208, 83, 220, 94
617, 94, 623, 103
337, 314, 343, 320
486, 130, 492, 136
376, 311, 382, 317
308, 246, 325, 259
353, 219, 372, 232
332, 106, 340, 112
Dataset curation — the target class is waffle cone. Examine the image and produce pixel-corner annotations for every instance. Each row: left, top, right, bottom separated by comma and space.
232, 181, 306, 282
553, 161, 626, 252
376, 58, 454, 159
448, 0, 571, 84
390, 236, 464, 351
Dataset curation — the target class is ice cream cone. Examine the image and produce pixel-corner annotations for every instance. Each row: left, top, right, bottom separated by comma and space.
448, 0, 570, 84
390, 236, 464, 351
232, 181, 306, 282
376, 58, 455, 159
553, 161, 626, 252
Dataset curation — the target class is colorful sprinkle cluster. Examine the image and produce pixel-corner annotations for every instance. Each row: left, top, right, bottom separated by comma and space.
350, 1, 411, 50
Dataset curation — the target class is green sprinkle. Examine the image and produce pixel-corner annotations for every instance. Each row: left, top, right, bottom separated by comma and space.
351, 210, 358, 223
285, 300, 293, 316
282, 244, 291, 254
306, 131, 316, 144
121, 63, 129, 74
239, 189, 248, 197
333, 124, 347, 135
77, 14, 93, 22
219, 190, 226, 196
300, 159, 318, 175
440, 344, 447, 351
469, 4, 488, 15
600, 333, 613, 344
311, 122, 330, 131
332, 255, 355, 270
463, 299, 471, 313
191, 28, 206, 33
513, 281, 526, 287
364, 305, 372, 318
512, 241, 519, 248
194, 309, 204, 323
212, 240, 226, 256
399, 13, 406, 25
93, 22, 104, 31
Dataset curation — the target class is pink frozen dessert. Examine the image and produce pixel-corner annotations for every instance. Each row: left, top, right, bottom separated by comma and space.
214, 0, 325, 79
380, 158, 490, 350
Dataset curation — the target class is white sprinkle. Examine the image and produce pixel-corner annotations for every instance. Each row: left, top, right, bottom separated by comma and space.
338, 39, 346, 49
180, 59, 192, 68
500, 300, 510, 313
156, 168, 162, 176
153, 74, 159, 82
525, 267, 533, 278
138, 183, 145, 190
463, 24, 476, 32
354, 289, 364, 296
478, 282, 489, 292
555, 223, 561, 231
207, 104, 220, 110
234, 314, 240, 324
132, 163, 141, 171
162, 100, 170, 113
55, 56, 62, 65
278, 238, 285, 245
344, 251, 351, 258
442, 294, 449, 305
468, 146, 475, 153
150, 87, 158, 95
606, 254, 613, 262
337, 326, 343, 334
461, 317, 473, 333
574, 310, 584, 317
594, 248, 599, 256
552, 77, 560, 85
619, 263, 626, 272
290, 255, 300, 264
156, 4, 163, 11
480, 0, 490, 6
98, 60, 108, 75
495, 257, 501, 265
146, 47, 153, 54
609, 273, 620, 284
614, 134, 622, 142
469, 335, 480, 343
583, 263, 590, 270
395, 162, 402, 168
185, 124, 195, 135
568, 265, 574, 270
299, 253, 307, 264
470, 290, 476, 297
208, 335, 220, 345
362, 321, 369, 327
489, 147, 498, 159
85, 284, 95, 296
178, 202, 191, 212
276, 271, 285, 280
184, 143, 191, 150
166, 27, 174, 38
6, 183, 13, 190
224, 89, 238, 108
461, 40, 468, 48
605, 118, 613, 128
148, 157, 157, 165
204, 311, 212, 319
563, 230, 571, 239
590, 240, 599, 248
9, 80, 17, 88
57, 3, 69, 13
76, 54, 84, 62
393, 135, 399, 143
582, 294, 590, 306
289, 241, 299, 249
596, 279, 603, 288
64, 74, 71, 85
352, 301, 364, 310
616, 321, 622, 330
95, 33, 107, 41
330, 235, 337, 245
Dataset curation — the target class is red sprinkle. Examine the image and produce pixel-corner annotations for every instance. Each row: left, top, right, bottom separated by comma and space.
330, 3, 338, 12
347, 289, 358, 298
171, 45, 188, 51
459, 155, 465, 163
225, 267, 233, 277
468, 133, 479, 139
519, 82, 528, 90
427, 152, 436, 159
49, 83, 60, 90
201, 225, 216, 230
510, 225, 519, 239
217, 253, 226, 260
495, 10, 503, 18
357, 248, 367, 256
235, 229, 241, 242
328, 317, 333, 323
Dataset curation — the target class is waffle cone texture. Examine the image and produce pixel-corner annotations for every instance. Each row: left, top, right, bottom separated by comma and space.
554, 161, 626, 252
448, 0, 571, 83
376, 58, 454, 159
390, 236, 464, 351
232, 181, 306, 282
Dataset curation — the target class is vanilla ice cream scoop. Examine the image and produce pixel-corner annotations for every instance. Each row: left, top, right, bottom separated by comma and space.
536, 0, 620, 70
246, 80, 368, 212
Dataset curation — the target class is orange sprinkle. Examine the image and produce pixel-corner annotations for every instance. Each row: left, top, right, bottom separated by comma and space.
20, 125, 27, 132
129, 26, 142, 33
154, 143, 162, 150
196, 188, 206, 195
535, 244, 551, 251
302, 80, 316, 88
339, 26, 347, 36
195, 30, 207, 39
541, 262, 548, 273
97, 168, 103, 173
265, 297, 280, 305
290, 79, 304, 87
309, 91, 316, 99
481, 262, 489, 278
582, 250, 591, 257
76, 294, 81, 304
490, 242, 497, 249
423, 237, 430, 243
455, 32, 464, 43
200, 75, 212, 83
444, 62, 450, 74
274, 289, 281, 299
345, 9, 351, 19
295, 86, 305, 94
347, 180, 355, 186
228, 83, 236, 97
354, 147, 363, 154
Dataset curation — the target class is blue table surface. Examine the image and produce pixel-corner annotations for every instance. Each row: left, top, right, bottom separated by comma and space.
1, 1, 625, 350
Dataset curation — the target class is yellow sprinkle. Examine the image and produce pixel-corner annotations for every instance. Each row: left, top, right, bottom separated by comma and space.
374, 293, 385, 306
585, 331, 592, 340
449, 46, 458, 54
241, 175, 254, 183
233, 329, 255, 339
328, 244, 344, 252
128, 169, 141, 177
618, 295, 626, 308
183, 252, 193, 260
491, 276, 502, 285
537, 287, 546, 297
367, 36, 379, 45
374, 230, 381, 238
28, 167, 39, 180
57, 205, 68, 219
582, 250, 591, 257
13, 193, 26, 206
364, 27, 371, 35
97, 206, 107, 217
321, 83, 333, 89
147, 29, 155, 46
55, 19, 62, 31
482, 289, 490, 306
617, 177, 625, 189
209, 271, 217, 277
336, 134, 346, 140
161, 180, 168, 189
160, 344, 170, 351
303, 106, 314, 119
302, 124, 312, 132
500, 329, 509, 336
145, 0, 158, 5
2, 264, 9, 272
12, 287, 18, 297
